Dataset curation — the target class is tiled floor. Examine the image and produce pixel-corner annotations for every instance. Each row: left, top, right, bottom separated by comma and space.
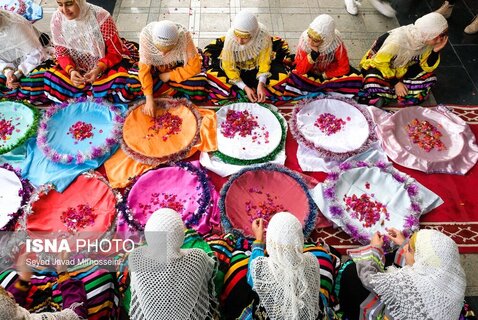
38, 0, 478, 298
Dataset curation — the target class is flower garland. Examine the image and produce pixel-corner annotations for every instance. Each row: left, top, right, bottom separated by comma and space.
36, 97, 123, 164
0, 163, 34, 231
119, 161, 213, 232
219, 163, 318, 238
322, 160, 423, 245
213, 103, 288, 165
120, 98, 202, 166
290, 96, 377, 161
0, 99, 40, 155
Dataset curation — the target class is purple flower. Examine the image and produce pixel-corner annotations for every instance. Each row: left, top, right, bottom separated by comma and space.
105, 138, 116, 146
114, 115, 124, 123
356, 161, 368, 167
376, 160, 387, 169
324, 187, 335, 199
66, 154, 74, 163
327, 172, 339, 181
39, 122, 47, 129
404, 215, 418, 229
91, 147, 103, 158
52, 153, 61, 162
411, 202, 421, 213
407, 184, 419, 197
76, 153, 85, 164
329, 205, 343, 217
339, 162, 352, 170
392, 173, 406, 183
346, 223, 360, 240
37, 135, 47, 145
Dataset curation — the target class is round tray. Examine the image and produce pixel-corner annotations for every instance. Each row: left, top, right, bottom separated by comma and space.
291, 97, 376, 160
0, 99, 39, 154
320, 161, 425, 246
36, 97, 123, 164
121, 98, 201, 165
122, 162, 218, 234
214, 103, 286, 165
377, 106, 478, 174
220, 164, 318, 237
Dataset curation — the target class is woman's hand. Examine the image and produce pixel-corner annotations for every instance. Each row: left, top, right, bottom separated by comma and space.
16, 252, 33, 282
142, 95, 156, 117
256, 82, 267, 103
5, 70, 20, 89
84, 66, 103, 84
159, 72, 171, 82
433, 35, 448, 52
370, 231, 384, 248
387, 227, 406, 246
70, 70, 86, 88
244, 86, 258, 102
394, 81, 408, 97
251, 218, 265, 242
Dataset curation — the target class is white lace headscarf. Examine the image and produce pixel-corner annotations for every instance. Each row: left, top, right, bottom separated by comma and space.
0, 10, 48, 70
250, 212, 321, 320
129, 208, 217, 320
0, 286, 81, 320
370, 229, 466, 320
50, 0, 124, 73
221, 10, 272, 67
139, 21, 197, 68
297, 14, 344, 69
379, 12, 448, 68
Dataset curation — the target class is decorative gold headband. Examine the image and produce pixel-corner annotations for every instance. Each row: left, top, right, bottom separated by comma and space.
307, 28, 322, 42
234, 29, 251, 39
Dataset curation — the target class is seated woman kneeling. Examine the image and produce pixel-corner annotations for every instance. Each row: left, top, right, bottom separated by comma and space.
283, 14, 362, 98
205, 10, 290, 104
0, 10, 53, 104
358, 12, 448, 107
44, 0, 141, 103
139, 20, 207, 116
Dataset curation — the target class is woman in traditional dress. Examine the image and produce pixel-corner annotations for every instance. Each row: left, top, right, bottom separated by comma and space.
0, 10, 52, 104
0, 253, 87, 319
281, 14, 363, 97
245, 212, 323, 319
204, 10, 290, 104
128, 208, 218, 319
337, 228, 466, 320
139, 20, 207, 116
358, 12, 448, 107
44, 0, 141, 103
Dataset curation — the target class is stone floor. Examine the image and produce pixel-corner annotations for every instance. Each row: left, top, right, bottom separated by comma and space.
37, 0, 478, 306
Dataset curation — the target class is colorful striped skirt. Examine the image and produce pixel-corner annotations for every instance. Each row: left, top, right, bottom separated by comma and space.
148, 66, 209, 102
359, 67, 437, 106
0, 60, 54, 105
43, 58, 143, 104
276, 68, 364, 99
204, 36, 292, 104
0, 262, 119, 319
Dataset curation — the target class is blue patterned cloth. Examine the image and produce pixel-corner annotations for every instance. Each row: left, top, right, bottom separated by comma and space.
0, 0, 43, 21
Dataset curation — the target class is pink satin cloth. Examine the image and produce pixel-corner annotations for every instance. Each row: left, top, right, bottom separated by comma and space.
26, 174, 116, 234
121, 162, 220, 235
372, 106, 478, 174
224, 169, 311, 236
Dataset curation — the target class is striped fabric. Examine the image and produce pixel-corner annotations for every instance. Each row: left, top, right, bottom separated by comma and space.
0, 60, 54, 105
146, 66, 209, 102
276, 69, 363, 98
0, 262, 119, 319
205, 234, 339, 319
359, 68, 436, 106
204, 36, 292, 104
43, 59, 143, 104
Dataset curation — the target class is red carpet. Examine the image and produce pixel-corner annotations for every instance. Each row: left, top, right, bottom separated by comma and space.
202, 105, 478, 254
